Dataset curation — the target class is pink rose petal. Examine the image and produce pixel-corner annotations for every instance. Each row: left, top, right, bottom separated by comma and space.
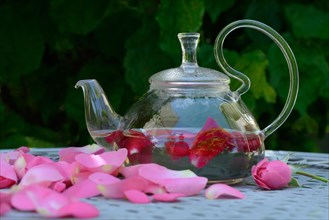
16, 146, 30, 153
11, 184, 99, 218
14, 155, 27, 180
97, 177, 148, 199
119, 164, 144, 178
124, 190, 151, 204
24, 154, 53, 170
63, 178, 99, 198
138, 164, 207, 196
0, 191, 12, 204
152, 193, 184, 202
0, 191, 13, 216
0, 202, 11, 216
11, 185, 47, 211
139, 163, 197, 181
59, 144, 105, 163
50, 181, 66, 192
88, 172, 121, 185
162, 177, 208, 196
57, 201, 99, 218
75, 149, 127, 174
202, 117, 220, 131
144, 183, 166, 195
0, 160, 17, 188
71, 171, 93, 185
205, 183, 245, 199
19, 164, 64, 187
1, 151, 21, 165
266, 160, 292, 182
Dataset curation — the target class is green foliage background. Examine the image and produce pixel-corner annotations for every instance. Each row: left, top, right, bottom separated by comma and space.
0, 0, 328, 152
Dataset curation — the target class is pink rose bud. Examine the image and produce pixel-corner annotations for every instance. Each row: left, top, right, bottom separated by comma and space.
252, 158, 291, 190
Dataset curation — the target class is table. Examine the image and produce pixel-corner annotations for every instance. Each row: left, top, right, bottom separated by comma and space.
1, 149, 328, 220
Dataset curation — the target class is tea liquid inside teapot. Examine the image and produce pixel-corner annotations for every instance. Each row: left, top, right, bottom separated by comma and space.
91, 117, 264, 183
90, 79, 265, 183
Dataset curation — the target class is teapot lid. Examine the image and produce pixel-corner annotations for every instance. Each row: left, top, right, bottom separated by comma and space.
149, 33, 230, 89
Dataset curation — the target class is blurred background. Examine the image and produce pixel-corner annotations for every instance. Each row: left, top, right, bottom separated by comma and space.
0, 0, 328, 152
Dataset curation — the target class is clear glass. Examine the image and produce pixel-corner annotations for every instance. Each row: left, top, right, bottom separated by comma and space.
76, 21, 298, 184
214, 19, 299, 138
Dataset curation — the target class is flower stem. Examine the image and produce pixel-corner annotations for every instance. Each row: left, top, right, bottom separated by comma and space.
296, 171, 329, 183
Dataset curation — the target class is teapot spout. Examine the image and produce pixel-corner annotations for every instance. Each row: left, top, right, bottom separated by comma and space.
75, 79, 122, 135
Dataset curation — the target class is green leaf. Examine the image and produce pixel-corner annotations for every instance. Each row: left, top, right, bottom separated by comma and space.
284, 4, 329, 39
156, 0, 205, 59
199, 44, 240, 71
0, 1, 44, 82
234, 50, 276, 103
0, 102, 61, 148
280, 152, 294, 163
292, 114, 319, 134
124, 22, 173, 95
289, 177, 302, 188
204, 0, 236, 23
244, 0, 282, 45
95, 8, 141, 60
268, 35, 329, 115
50, 0, 111, 35
0, 134, 58, 149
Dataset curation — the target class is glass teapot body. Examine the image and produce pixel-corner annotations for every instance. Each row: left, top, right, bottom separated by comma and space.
77, 20, 298, 184
113, 87, 265, 183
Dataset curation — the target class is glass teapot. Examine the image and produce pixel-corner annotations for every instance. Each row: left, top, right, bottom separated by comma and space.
76, 20, 298, 184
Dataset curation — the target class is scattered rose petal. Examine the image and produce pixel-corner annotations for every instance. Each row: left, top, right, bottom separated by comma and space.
88, 172, 121, 185
24, 154, 53, 170
51, 181, 66, 193
16, 146, 30, 153
11, 184, 99, 218
124, 190, 151, 204
152, 193, 184, 202
0, 202, 11, 216
56, 201, 99, 218
162, 177, 208, 196
1, 151, 21, 165
63, 178, 99, 198
19, 164, 64, 187
0, 191, 12, 204
97, 177, 148, 199
139, 163, 197, 180
0, 191, 13, 216
119, 164, 144, 178
0, 160, 17, 189
144, 183, 166, 195
11, 185, 47, 211
205, 184, 245, 199
75, 149, 127, 174
13, 155, 27, 179
59, 144, 105, 163
139, 164, 207, 196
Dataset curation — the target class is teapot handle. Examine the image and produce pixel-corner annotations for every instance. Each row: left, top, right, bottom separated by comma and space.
214, 19, 299, 139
